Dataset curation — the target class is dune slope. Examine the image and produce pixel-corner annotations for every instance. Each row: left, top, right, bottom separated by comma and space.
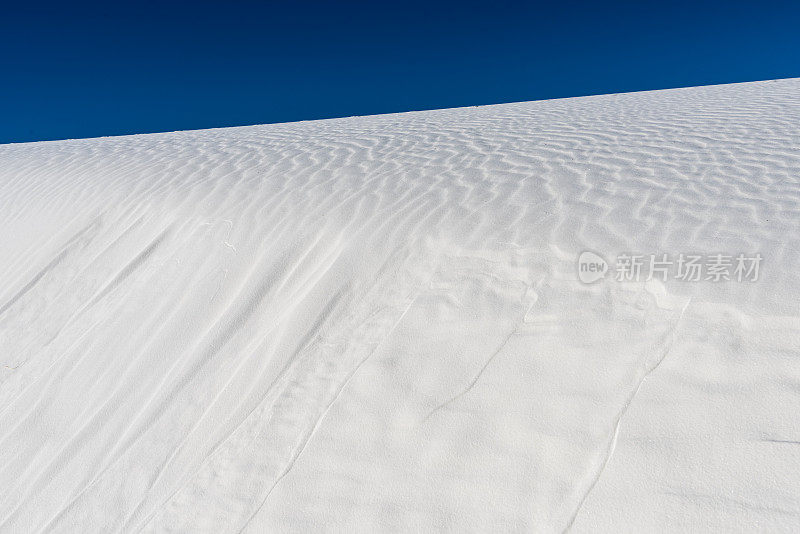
1, 79, 799, 532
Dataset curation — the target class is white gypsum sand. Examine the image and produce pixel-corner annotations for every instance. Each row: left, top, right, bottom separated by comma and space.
0, 79, 799, 532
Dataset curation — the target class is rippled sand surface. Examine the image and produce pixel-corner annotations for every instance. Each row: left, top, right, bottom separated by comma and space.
1, 79, 799, 532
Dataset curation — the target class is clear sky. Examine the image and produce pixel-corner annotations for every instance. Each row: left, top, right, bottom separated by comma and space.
2, 0, 799, 144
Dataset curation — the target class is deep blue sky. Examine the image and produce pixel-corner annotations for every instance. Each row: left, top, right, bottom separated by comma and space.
2, 0, 799, 144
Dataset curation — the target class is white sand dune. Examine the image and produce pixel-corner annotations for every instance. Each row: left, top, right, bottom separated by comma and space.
1, 79, 799, 532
